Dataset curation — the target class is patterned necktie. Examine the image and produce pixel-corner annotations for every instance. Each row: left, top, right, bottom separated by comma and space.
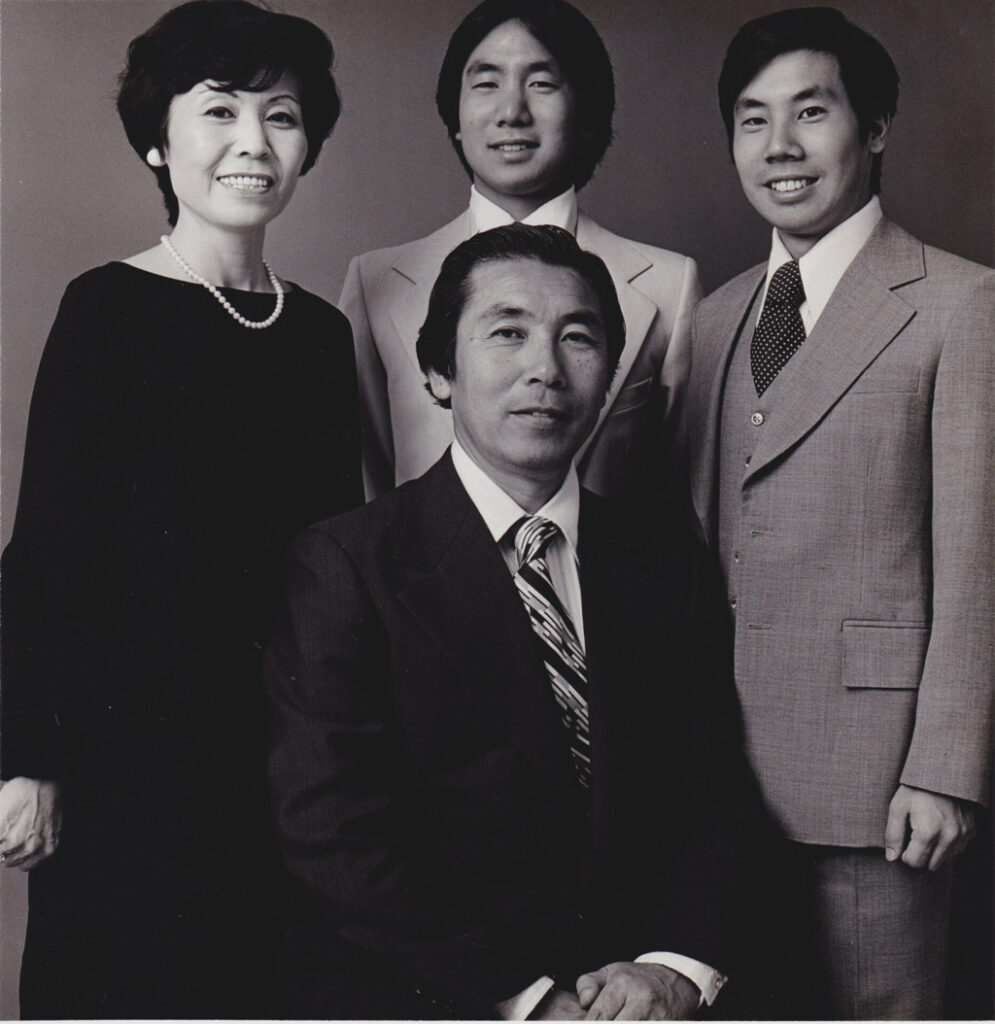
513, 516, 591, 789
751, 259, 807, 395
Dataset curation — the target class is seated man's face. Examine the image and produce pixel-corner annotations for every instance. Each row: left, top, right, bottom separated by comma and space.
429, 257, 610, 494
731, 49, 886, 256
458, 19, 580, 207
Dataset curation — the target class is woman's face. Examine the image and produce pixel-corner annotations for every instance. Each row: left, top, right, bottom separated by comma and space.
161, 71, 308, 234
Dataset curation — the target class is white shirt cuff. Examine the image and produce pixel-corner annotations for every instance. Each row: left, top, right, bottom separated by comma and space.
495, 974, 555, 1020
634, 952, 727, 1006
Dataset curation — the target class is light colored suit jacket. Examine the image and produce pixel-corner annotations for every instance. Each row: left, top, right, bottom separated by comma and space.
340, 209, 702, 502
687, 218, 995, 846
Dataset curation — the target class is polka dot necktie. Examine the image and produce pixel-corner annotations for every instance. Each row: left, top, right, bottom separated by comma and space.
750, 259, 807, 396
512, 515, 591, 790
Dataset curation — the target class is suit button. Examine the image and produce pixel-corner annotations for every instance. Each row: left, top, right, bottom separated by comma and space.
730, 598, 738, 610
744, 455, 752, 466
733, 551, 740, 563
751, 412, 765, 426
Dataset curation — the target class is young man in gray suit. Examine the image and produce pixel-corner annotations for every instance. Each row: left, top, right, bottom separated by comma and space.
340, 0, 701, 507
686, 7, 993, 1019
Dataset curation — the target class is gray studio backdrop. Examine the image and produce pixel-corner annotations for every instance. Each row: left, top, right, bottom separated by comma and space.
1, 0, 992, 1015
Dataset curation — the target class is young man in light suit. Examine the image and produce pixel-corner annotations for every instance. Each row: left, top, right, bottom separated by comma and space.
686, 7, 994, 1018
340, 0, 701, 507
268, 225, 764, 1020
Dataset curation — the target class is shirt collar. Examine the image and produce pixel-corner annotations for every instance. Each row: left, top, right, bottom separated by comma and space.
468, 185, 579, 236
764, 196, 883, 323
450, 441, 580, 556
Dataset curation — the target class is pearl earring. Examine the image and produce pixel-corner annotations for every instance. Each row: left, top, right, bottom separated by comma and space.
146, 147, 164, 167
454, 131, 462, 141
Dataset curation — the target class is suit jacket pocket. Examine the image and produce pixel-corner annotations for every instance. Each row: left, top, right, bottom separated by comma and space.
841, 619, 929, 689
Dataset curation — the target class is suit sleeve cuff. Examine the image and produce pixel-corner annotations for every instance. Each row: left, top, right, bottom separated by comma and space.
495, 975, 555, 1020
634, 952, 727, 1007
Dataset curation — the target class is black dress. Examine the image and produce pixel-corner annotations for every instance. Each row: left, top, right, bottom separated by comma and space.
1, 263, 363, 1018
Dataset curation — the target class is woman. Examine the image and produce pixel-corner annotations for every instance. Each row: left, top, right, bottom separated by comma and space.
0, 2, 360, 1017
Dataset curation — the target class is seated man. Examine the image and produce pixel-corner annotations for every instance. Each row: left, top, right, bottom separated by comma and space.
266, 225, 760, 1020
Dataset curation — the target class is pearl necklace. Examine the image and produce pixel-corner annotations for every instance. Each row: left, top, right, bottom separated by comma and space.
160, 234, 284, 330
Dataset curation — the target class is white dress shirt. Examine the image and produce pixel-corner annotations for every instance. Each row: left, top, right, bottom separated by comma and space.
757, 195, 883, 331
468, 184, 580, 236
449, 442, 727, 1018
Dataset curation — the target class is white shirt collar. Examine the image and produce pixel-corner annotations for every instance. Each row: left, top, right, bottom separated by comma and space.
762, 196, 883, 326
450, 441, 580, 556
468, 185, 579, 236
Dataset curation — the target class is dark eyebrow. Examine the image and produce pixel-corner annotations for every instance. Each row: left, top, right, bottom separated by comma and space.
792, 84, 837, 103
465, 59, 561, 77
476, 305, 603, 328
524, 60, 560, 75
201, 84, 238, 97
480, 303, 530, 320
735, 83, 838, 114
267, 93, 301, 106
465, 60, 501, 76
734, 96, 767, 115
562, 310, 604, 330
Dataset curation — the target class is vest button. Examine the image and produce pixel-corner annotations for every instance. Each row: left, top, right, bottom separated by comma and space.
751, 412, 765, 426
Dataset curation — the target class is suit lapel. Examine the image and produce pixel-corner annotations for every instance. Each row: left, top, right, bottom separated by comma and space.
689, 267, 765, 545
746, 219, 923, 482
394, 456, 581, 802
574, 215, 658, 463
387, 212, 473, 373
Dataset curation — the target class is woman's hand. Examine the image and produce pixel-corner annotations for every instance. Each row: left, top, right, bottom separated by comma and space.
0, 777, 63, 870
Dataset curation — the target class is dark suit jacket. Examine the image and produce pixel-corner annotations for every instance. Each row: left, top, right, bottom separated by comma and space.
265, 454, 761, 1019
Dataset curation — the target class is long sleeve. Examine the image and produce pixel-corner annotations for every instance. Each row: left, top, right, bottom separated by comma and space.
1, 277, 120, 780
899, 270, 995, 806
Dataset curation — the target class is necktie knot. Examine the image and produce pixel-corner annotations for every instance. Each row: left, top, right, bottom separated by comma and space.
514, 515, 560, 569
766, 259, 805, 309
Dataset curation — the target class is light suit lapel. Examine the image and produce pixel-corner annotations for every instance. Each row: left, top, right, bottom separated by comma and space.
387, 212, 473, 373
574, 215, 658, 463
745, 219, 924, 483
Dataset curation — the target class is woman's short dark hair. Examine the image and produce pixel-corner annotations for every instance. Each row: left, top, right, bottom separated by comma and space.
436, 0, 615, 191
117, 0, 340, 225
718, 7, 899, 194
417, 224, 625, 408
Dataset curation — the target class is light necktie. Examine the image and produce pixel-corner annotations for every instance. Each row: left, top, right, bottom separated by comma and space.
513, 516, 591, 789
751, 259, 807, 395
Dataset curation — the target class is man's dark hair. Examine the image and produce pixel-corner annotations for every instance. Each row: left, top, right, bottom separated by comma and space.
436, 0, 615, 191
117, 0, 340, 225
718, 7, 899, 193
417, 224, 625, 408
